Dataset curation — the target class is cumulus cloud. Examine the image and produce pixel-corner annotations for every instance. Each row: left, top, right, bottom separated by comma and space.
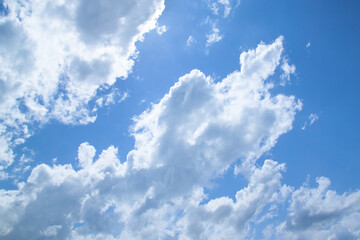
178, 160, 287, 239
0, 0, 165, 172
0, 37, 304, 239
77, 142, 96, 169
271, 177, 360, 239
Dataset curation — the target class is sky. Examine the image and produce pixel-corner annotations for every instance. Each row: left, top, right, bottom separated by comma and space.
0, 0, 360, 239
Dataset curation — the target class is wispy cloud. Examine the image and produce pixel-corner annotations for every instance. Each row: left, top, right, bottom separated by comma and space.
280, 59, 296, 85
186, 35, 196, 46
302, 113, 319, 130
208, 0, 235, 18
206, 24, 223, 47
309, 113, 319, 125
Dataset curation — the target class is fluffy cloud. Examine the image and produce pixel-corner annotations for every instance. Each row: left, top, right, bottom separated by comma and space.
0, 0, 165, 172
178, 160, 288, 240
270, 177, 360, 239
0, 37, 302, 239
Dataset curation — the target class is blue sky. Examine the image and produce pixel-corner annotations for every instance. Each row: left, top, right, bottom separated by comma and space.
1, 0, 360, 239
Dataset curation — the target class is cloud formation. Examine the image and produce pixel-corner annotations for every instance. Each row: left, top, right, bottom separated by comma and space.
0, 0, 165, 172
203, 0, 241, 49
280, 59, 296, 85
207, 0, 240, 18
302, 113, 319, 130
0, 37, 307, 239
156, 24, 168, 35
186, 35, 196, 47
270, 177, 360, 239
206, 23, 222, 47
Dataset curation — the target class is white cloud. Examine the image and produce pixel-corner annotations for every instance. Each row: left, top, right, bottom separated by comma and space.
4, 35, 358, 239
96, 88, 128, 109
0, 136, 14, 171
156, 24, 168, 35
0, 171, 8, 181
186, 35, 196, 47
280, 59, 296, 85
78, 142, 96, 169
0, 0, 165, 171
272, 177, 360, 239
40, 225, 62, 237
206, 24, 222, 47
302, 113, 319, 130
0, 37, 304, 239
208, 0, 233, 18
309, 113, 319, 125
178, 160, 287, 239
204, 0, 241, 50
306, 41, 311, 48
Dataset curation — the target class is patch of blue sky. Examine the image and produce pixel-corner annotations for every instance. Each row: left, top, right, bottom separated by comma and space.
0, 0, 8, 17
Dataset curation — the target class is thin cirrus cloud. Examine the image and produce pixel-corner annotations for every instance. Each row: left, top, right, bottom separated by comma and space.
302, 113, 319, 130
0, 36, 305, 239
186, 35, 196, 47
192, 0, 241, 49
203, 0, 241, 48
0, 0, 165, 173
207, 0, 240, 18
205, 23, 223, 47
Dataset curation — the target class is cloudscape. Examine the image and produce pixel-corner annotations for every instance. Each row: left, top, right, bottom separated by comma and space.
1, 0, 360, 239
